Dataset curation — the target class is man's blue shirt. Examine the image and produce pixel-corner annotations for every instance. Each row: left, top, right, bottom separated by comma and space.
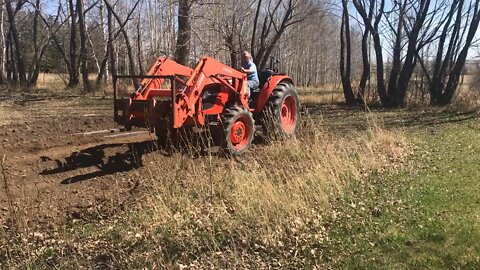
242, 60, 259, 83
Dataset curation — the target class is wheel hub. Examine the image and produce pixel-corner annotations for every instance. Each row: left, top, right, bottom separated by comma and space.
231, 121, 246, 144
229, 115, 252, 151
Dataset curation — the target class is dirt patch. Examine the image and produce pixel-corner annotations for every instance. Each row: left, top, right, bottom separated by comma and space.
0, 96, 155, 228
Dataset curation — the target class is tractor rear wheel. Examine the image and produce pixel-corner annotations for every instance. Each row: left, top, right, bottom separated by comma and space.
262, 81, 300, 138
221, 106, 255, 156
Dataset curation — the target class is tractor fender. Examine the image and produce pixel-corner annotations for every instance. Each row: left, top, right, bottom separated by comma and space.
255, 75, 294, 112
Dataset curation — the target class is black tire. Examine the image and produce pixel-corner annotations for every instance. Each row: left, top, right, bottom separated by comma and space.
221, 105, 255, 156
261, 81, 300, 139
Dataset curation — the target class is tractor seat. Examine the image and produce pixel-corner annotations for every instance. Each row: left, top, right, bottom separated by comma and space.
248, 69, 274, 108
258, 69, 275, 90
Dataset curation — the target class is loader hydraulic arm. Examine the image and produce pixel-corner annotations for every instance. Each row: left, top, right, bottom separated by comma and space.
173, 57, 249, 128
132, 57, 193, 100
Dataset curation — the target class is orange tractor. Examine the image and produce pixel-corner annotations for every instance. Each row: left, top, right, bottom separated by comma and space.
114, 56, 300, 155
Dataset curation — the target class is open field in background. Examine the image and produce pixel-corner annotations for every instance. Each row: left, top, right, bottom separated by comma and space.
18, 73, 480, 110
35, 73, 104, 93
36, 73, 68, 91
0, 79, 479, 268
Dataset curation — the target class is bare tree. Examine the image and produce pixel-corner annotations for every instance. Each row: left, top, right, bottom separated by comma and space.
107, 3, 116, 91
429, 0, 480, 105
216, 0, 254, 67
96, 0, 140, 84
350, 0, 480, 107
5, 0, 27, 84
104, 0, 140, 86
0, 0, 5, 84
252, 0, 318, 69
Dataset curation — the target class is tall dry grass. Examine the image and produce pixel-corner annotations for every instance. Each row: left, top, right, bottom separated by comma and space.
98, 115, 410, 267
2, 114, 410, 268
448, 86, 480, 112
0, 113, 411, 268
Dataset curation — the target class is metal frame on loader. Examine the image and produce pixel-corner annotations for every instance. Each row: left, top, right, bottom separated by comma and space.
113, 56, 300, 156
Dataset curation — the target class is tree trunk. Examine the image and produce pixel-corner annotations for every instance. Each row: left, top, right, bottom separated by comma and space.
440, 2, 480, 105
97, 0, 140, 85
353, 0, 388, 105
386, 1, 406, 103
77, 0, 91, 92
175, 0, 191, 66
250, 0, 262, 58
107, 7, 117, 90
391, 0, 431, 107
430, 0, 463, 105
68, 0, 79, 88
0, 0, 6, 84
27, 0, 42, 86
340, 0, 355, 105
357, 29, 370, 103
5, 0, 26, 84
136, 15, 144, 75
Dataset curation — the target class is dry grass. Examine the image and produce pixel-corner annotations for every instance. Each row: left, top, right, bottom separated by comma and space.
35, 73, 69, 91
0, 114, 407, 268
297, 87, 345, 105
448, 87, 480, 112
128, 117, 408, 267
0, 111, 411, 268
35, 73, 108, 94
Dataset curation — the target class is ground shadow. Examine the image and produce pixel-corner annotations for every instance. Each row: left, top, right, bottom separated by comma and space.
383, 110, 477, 128
40, 141, 157, 184
304, 103, 478, 132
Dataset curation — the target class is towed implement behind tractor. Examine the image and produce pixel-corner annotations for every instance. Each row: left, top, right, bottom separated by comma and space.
114, 56, 300, 155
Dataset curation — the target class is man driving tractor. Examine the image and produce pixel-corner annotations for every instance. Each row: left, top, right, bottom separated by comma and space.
240, 51, 259, 98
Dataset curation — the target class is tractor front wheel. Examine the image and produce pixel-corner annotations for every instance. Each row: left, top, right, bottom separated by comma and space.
221, 106, 255, 156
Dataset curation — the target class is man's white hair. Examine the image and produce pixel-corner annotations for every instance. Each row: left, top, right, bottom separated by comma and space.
242, 51, 252, 59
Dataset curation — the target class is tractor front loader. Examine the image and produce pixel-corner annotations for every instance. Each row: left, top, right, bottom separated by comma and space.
114, 56, 300, 156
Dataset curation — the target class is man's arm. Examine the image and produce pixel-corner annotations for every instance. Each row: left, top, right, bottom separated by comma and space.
241, 62, 254, 74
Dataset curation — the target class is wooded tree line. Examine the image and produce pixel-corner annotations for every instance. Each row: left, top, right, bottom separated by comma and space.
341, 0, 480, 107
0, 0, 339, 89
0, 0, 478, 107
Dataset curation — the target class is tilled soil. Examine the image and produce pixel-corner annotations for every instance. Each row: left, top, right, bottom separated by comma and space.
0, 97, 155, 228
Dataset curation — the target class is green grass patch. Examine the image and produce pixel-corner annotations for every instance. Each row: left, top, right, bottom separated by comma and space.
322, 114, 480, 269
